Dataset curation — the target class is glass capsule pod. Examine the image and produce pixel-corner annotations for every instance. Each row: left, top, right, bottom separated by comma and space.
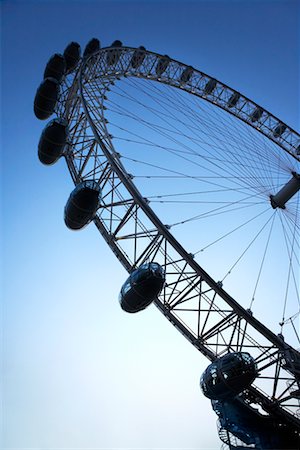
106, 40, 123, 66
119, 262, 165, 313
180, 66, 193, 83
250, 107, 263, 123
200, 352, 257, 400
38, 118, 68, 165
156, 55, 170, 77
227, 92, 240, 108
64, 180, 101, 230
130, 46, 146, 69
204, 78, 217, 95
83, 38, 100, 58
34, 77, 59, 120
63, 42, 81, 72
43, 53, 66, 82
273, 123, 287, 138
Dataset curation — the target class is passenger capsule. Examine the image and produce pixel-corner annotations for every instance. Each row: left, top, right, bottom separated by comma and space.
119, 262, 165, 313
250, 107, 263, 122
200, 352, 257, 400
64, 180, 101, 230
83, 38, 100, 58
204, 78, 217, 95
44, 54, 66, 82
228, 92, 240, 108
63, 42, 81, 72
273, 123, 287, 138
38, 119, 68, 165
156, 55, 170, 77
130, 46, 146, 69
34, 77, 59, 120
106, 40, 123, 66
180, 66, 193, 83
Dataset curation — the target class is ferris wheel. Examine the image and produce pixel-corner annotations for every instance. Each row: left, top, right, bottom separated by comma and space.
34, 38, 300, 449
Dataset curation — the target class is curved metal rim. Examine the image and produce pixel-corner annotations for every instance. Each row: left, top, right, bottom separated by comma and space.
79, 46, 299, 353
87, 46, 300, 162
57, 45, 300, 429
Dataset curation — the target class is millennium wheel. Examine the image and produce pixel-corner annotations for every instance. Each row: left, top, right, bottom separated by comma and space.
34, 39, 300, 449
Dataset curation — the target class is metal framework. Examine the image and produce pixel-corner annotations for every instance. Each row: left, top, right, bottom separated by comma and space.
55, 46, 300, 434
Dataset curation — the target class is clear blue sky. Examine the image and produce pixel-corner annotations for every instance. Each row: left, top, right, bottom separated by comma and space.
1, 1, 299, 449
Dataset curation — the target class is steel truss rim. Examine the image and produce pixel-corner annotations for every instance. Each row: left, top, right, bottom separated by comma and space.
83, 46, 300, 162
57, 45, 300, 430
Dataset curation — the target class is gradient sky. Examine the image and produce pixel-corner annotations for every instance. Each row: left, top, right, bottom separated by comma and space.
1, 1, 299, 449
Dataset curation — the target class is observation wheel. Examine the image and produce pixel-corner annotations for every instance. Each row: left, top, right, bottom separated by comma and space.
34, 39, 300, 449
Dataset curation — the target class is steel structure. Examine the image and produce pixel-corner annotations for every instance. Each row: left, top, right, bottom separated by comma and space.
37, 44, 300, 448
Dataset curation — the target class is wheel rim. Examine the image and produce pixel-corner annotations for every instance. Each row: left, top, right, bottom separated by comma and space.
53, 46, 300, 430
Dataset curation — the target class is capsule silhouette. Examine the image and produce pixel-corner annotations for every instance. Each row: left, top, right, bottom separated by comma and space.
250, 107, 263, 122
156, 55, 170, 77
83, 38, 100, 58
38, 119, 68, 165
106, 40, 123, 66
63, 42, 81, 72
273, 123, 287, 138
119, 262, 165, 313
180, 66, 193, 83
204, 78, 217, 95
130, 46, 146, 69
34, 77, 59, 120
228, 92, 240, 108
64, 181, 101, 230
200, 352, 257, 400
44, 54, 66, 82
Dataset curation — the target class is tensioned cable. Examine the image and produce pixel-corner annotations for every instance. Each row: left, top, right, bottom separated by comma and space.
105, 100, 284, 200
194, 208, 271, 255
92, 76, 298, 243
221, 212, 276, 283
114, 78, 261, 160
164, 83, 277, 189
106, 103, 278, 196
59, 59, 300, 426
110, 78, 290, 181
109, 79, 258, 174
82, 64, 300, 345
126, 76, 265, 161
249, 212, 276, 309
155, 81, 295, 191
291, 323, 300, 344
280, 213, 300, 269
124, 76, 295, 180
111, 121, 284, 191
115, 135, 289, 183
91, 69, 298, 185
106, 79, 296, 202
280, 196, 300, 329
170, 200, 267, 227
120, 155, 272, 205
90, 77, 296, 244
